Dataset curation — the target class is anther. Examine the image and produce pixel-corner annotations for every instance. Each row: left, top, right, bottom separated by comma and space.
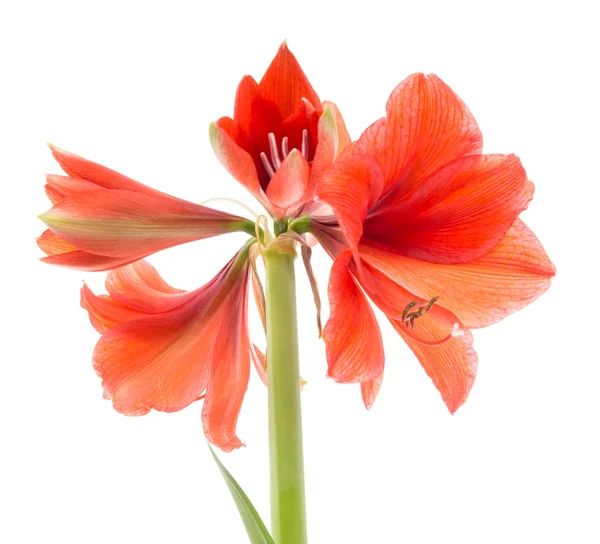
281, 136, 289, 158
301, 129, 308, 159
451, 323, 465, 337
268, 132, 282, 169
260, 152, 275, 178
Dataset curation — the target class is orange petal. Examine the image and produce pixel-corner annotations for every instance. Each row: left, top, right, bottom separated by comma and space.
93, 254, 252, 453
259, 43, 321, 119
381, 73, 482, 193
360, 262, 464, 346
202, 290, 251, 452
360, 219, 555, 328
317, 154, 384, 250
45, 174, 98, 205
105, 261, 193, 313
364, 154, 534, 263
391, 318, 477, 414
266, 149, 310, 213
38, 229, 142, 271
323, 252, 384, 383
361, 373, 383, 410
81, 284, 148, 333
39, 187, 248, 259
48, 144, 166, 197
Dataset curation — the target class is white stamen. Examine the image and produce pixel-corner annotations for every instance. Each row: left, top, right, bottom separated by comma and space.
301, 129, 308, 159
281, 136, 289, 158
260, 152, 275, 178
451, 323, 465, 337
268, 132, 281, 169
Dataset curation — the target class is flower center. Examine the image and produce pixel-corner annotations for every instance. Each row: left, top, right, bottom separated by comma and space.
260, 130, 309, 179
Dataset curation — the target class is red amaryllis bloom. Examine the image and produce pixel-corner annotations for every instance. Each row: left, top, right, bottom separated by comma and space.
38, 145, 253, 271
209, 43, 351, 219
314, 73, 555, 412
80, 245, 264, 451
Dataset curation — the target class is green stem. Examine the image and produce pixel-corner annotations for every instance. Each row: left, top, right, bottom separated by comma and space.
265, 245, 307, 544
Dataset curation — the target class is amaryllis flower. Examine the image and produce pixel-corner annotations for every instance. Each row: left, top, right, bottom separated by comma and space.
313, 73, 555, 412
80, 245, 264, 451
38, 145, 254, 271
209, 43, 351, 220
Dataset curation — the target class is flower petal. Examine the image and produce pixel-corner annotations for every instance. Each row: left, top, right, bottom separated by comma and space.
259, 43, 321, 119
209, 121, 268, 207
360, 219, 555, 328
381, 73, 482, 192
323, 252, 384, 384
364, 154, 534, 263
105, 261, 193, 314
93, 254, 251, 445
361, 373, 383, 410
45, 174, 98, 204
391, 318, 477, 414
265, 149, 310, 212
360, 262, 464, 346
310, 106, 345, 186
40, 187, 248, 259
48, 144, 166, 197
81, 284, 148, 333
94, 308, 214, 415
37, 229, 142, 271
202, 288, 251, 452
317, 154, 384, 250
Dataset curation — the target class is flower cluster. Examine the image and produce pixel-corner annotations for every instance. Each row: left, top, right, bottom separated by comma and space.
38, 43, 554, 450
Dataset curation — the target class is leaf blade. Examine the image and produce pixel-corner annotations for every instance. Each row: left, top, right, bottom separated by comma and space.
209, 445, 275, 544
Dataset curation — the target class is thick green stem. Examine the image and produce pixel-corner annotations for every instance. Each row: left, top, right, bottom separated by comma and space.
265, 245, 307, 544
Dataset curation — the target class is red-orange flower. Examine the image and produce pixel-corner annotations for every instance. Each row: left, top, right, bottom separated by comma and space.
38, 145, 253, 271
209, 43, 351, 219
314, 73, 555, 412
80, 246, 265, 451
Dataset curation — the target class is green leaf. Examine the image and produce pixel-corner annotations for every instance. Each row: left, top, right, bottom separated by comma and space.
209, 445, 275, 544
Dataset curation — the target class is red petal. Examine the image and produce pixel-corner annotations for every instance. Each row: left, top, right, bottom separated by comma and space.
354, 118, 386, 162
265, 149, 310, 213
48, 144, 165, 197
391, 318, 477, 414
317, 154, 384, 249
323, 252, 384, 384
259, 43, 321, 120
209, 122, 269, 208
40, 187, 246, 259
364, 154, 534, 263
360, 219, 555, 328
233, 75, 260, 145
310, 104, 351, 188
381, 73, 482, 193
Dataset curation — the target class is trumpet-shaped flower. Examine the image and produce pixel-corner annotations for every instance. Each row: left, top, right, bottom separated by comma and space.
80, 247, 264, 451
38, 145, 253, 271
314, 73, 555, 412
209, 43, 351, 219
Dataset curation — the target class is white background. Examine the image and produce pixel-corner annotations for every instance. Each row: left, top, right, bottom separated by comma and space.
1, 1, 598, 542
